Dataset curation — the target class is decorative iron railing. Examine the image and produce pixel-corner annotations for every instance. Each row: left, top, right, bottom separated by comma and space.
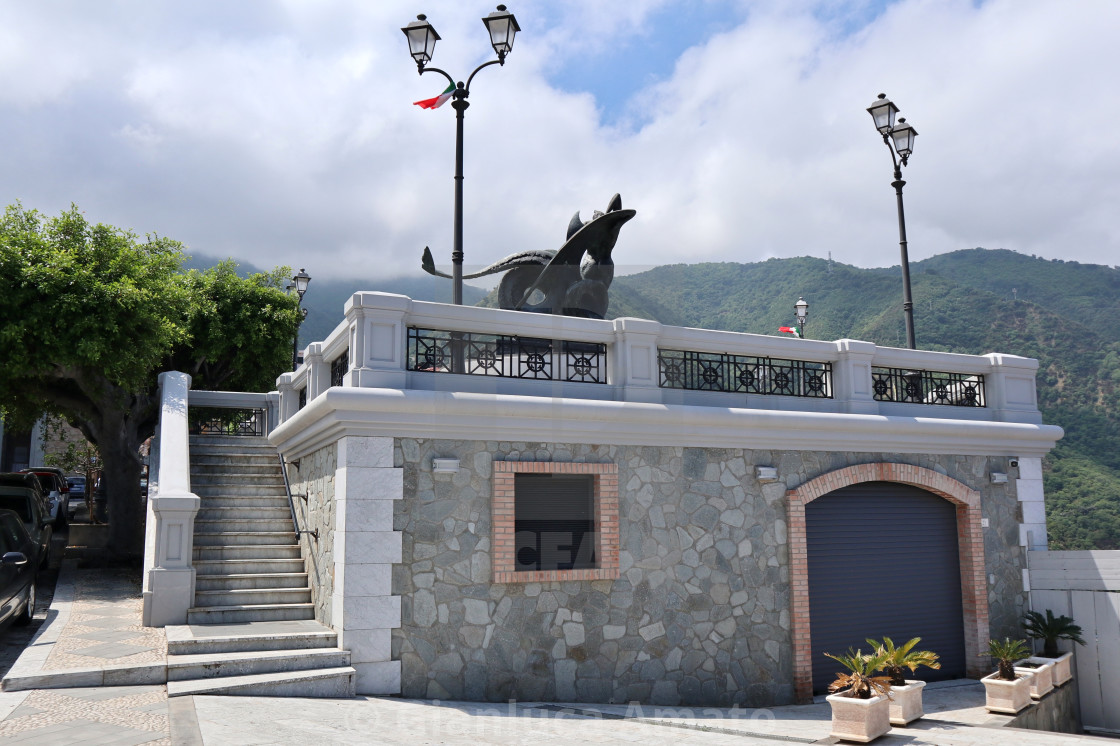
188, 407, 267, 436
406, 327, 608, 384
298, 388, 307, 410
330, 348, 349, 388
871, 368, 985, 407
658, 349, 833, 398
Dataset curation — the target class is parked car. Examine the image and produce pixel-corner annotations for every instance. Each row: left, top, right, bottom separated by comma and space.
0, 509, 38, 627
20, 468, 69, 529
66, 476, 87, 518
0, 473, 52, 569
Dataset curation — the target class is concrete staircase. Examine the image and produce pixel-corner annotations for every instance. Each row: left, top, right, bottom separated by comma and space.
164, 435, 354, 698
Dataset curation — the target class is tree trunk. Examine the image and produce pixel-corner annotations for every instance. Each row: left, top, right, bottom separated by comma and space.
99, 433, 146, 557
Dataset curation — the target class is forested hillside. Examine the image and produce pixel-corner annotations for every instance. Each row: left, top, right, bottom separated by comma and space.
610, 250, 1120, 550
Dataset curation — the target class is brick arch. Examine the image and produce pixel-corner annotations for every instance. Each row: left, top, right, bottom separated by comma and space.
786, 463, 989, 703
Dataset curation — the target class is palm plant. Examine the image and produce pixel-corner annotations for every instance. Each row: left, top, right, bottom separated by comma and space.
1022, 609, 1086, 658
988, 638, 1030, 681
866, 636, 941, 687
825, 648, 893, 699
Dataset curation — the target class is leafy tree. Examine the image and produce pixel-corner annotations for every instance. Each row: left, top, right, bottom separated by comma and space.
0, 204, 300, 556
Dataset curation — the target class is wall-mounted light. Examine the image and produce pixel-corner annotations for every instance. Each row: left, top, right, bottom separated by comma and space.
990, 472, 1008, 484
756, 466, 779, 481
433, 458, 460, 473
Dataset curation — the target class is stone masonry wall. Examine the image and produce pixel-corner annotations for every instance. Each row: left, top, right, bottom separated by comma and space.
390, 438, 1026, 707
290, 442, 337, 625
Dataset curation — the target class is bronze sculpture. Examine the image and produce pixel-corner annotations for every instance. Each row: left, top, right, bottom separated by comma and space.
421, 193, 635, 319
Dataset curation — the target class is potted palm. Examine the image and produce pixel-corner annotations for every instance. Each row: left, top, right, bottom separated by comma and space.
982, 638, 1035, 714
866, 637, 940, 726
1022, 609, 1085, 686
824, 648, 893, 743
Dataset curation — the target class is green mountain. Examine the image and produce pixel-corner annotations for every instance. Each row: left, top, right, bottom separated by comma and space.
605, 250, 1120, 550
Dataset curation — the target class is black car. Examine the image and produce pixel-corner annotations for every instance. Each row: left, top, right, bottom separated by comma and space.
66, 476, 87, 518
0, 474, 53, 569
0, 509, 38, 627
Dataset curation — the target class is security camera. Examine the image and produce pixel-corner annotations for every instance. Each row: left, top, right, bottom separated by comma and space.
1009, 459, 1019, 469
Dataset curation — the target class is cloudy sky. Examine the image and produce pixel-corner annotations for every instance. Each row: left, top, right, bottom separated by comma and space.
2, 0, 1118, 284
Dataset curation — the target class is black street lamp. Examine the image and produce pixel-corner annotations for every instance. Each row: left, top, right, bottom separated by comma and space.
867, 93, 919, 349
794, 296, 809, 338
403, 5, 520, 306
289, 268, 311, 371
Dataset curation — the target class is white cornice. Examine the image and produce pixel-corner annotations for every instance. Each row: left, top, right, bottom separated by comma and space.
269, 387, 1063, 461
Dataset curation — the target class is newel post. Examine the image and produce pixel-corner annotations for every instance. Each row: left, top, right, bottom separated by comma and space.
142, 371, 201, 627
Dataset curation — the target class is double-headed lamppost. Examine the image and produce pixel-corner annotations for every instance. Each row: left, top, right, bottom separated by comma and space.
288, 268, 311, 371
402, 5, 520, 306
866, 93, 919, 349
794, 296, 809, 339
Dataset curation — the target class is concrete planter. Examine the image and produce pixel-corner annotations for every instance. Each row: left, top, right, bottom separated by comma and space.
826, 692, 891, 743
1035, 651, 1073, 686
1014, 657, 1054, 699
887, 679, 926, 726
982, 670, 1034, 714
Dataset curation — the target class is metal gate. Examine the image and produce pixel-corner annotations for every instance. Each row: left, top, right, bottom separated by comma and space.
807, 481, 966, 694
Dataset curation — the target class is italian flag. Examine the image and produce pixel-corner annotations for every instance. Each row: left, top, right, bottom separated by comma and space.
413, 84, 455, 110
778, 326, 801, 338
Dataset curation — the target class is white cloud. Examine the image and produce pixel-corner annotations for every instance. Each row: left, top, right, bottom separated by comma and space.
1, 0, 1118, 284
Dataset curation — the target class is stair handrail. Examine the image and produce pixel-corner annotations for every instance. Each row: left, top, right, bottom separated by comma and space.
279, 454, 319, 540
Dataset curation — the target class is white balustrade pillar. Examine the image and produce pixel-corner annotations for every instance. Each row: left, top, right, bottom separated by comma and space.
142, 371, 201, 627
612, 317, 664, 403
345, 292, 410, 389
832, 339, 879, 415
984, 353, 1043, 424
275, 372, 298, 425
305, 342, 327, 399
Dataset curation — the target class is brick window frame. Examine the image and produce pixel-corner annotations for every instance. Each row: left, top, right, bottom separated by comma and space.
492, 461, 619, 583
786, 463, 989, 703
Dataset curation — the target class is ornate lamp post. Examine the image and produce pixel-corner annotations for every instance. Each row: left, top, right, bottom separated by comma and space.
794, 296, 809, 339
289, 268, 311, 371
402, 5, 520, 306
867, 93, 919, 349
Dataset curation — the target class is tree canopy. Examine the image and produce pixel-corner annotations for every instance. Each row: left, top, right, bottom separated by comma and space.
0, 203, 301, 554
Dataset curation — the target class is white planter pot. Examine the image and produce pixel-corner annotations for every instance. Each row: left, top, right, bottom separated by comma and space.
1035, 651, 1073, 685
1014, 657, 1054, 699
887, 679, 926, 726
827, 692, 891, 743
982, 670, 1034, 714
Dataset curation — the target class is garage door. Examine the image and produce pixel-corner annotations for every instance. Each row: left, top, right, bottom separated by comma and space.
807, 481, 966, 694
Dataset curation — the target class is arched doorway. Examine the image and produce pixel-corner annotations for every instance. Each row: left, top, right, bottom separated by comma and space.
786, 463, 989, 702
806, 482, 965, 694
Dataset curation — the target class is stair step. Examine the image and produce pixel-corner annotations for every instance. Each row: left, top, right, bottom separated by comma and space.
191, 464, 282, 476
195, 518, 295, 533
167, 647, 350, 681
166, 620, 338, 655
194, 587, 311, 607
195, 559, 306, 576
166, 666, 355, 698
194, 481, 286, 492
186, 602, 316, 624
192, 475, 285, 487
196, 572, 310, 591
197, 507, 292, 521
196, 496, 290, 509
194, 531, 298, 547
191, 456, 279, 469
193, 544, 302, 561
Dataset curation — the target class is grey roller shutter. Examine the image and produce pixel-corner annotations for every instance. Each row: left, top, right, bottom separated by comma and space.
807, 481, 966, 695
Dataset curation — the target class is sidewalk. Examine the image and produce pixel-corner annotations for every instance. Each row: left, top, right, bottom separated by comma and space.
0, 559, 171, 744
0, 560, 1107, 745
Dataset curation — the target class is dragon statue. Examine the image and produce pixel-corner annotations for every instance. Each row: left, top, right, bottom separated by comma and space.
421, 193, 635, 319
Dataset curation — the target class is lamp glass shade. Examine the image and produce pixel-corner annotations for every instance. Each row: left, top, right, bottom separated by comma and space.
293, 268, 311, 296
890, 119, 917, 158
402, 15, 440, 65
867, 94, 898, 134
482, 5, 519, 58
794, 297, 809, 322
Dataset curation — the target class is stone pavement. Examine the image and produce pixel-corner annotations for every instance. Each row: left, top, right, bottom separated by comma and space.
0, 558, 1110, 745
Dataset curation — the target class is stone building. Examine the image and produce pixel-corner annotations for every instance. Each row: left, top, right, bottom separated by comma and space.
259, 291, 1061, 706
